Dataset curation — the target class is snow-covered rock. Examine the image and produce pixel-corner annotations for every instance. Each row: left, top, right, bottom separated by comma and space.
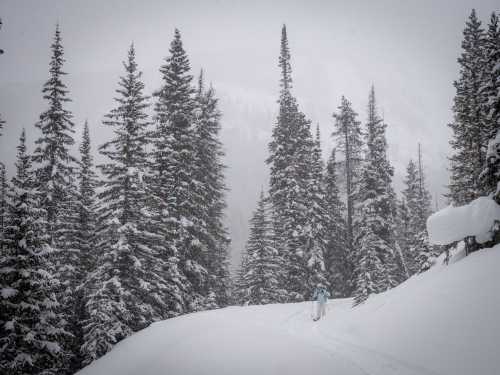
427, 196, 500, 245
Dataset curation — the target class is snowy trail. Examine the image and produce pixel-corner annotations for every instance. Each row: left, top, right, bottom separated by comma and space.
284, 301, 440, 375
78, 248, 500, 375
78, 300, 433, 375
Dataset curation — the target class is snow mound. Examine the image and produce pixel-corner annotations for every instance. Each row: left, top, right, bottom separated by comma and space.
427, 196, 500, 245
78, 246, 500, 375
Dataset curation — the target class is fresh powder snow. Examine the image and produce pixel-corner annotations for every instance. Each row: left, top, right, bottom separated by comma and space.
77, 245, 500, 375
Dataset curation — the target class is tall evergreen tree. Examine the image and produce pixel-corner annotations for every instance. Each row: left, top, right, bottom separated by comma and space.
193, 72, 231, 308
267, 25, 315, 301
480, 12, 500, 203
304, 125, 329, 293
394, 197, 411, 279
352, 87, 398, 304
81, 45, 166, 364
0, 163, 7, 253
0, 130, 68, 374
32, 24, 76, 242
236, 191, 283, 305
402, 156, 434, 274
76, 122, 98, 286
448, 9, 487, 205
324, 148, 349, 297
68, 122, 98, 371
332, 95, 363, 293
152, 29, 207, 312
30, 24, 78, 368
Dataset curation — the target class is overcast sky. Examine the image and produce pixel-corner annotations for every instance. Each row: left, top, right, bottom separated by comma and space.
1, 0, 498, 266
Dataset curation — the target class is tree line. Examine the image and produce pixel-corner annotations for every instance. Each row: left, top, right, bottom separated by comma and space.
0, 27, 230, 374
236, 8, 500, 307
235, 25, 436, 307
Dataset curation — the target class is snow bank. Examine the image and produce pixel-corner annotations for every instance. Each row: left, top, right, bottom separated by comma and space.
78, 246, 500, 375
427, 196, 500, 245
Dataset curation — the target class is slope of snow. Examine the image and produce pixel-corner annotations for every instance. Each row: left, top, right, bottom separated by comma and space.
78, 246, 500, 375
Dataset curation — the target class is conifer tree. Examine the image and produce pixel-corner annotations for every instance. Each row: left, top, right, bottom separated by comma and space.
193, 72, 231, 308
30, 24, 78, 367
0, 163, 7, 252
152, 29, 207, 312
323, 148, 349, 297
481, 12, 500, 153
304, 125, 329, 293
394, 198, 411, 279
236, 191, 283, 305
402, 156, 434, 274
81, 45, 167, 364
267, 25, 315, 301
479, 12, 500, 202
76, 122, 98, 284
32, 24, 76, 242
68, 122, 98, 371
448, 9, 487, 205
352, 87, 398, 304
332, 95, 363, 291
0, 130, 68, 374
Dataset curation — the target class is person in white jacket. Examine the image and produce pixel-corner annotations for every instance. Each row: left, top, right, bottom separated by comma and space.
312, 284, 330, 321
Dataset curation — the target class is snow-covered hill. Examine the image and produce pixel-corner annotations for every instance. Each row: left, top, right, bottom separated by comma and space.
77, 246, 500, 375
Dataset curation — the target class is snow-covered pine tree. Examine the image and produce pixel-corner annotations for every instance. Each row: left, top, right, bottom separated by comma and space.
81, 44, 167, 364
401, 160, 420, 273
332, 95, 363, 283
480, 12, 500, 164
304, 125, 329, 294
267, 25, 315, 302
0, 130, 69, 375
32, 24, 77, 245
394, 197, 411, 279
30, 24, 78, 367
76, 122, 98, 287
448, 9, 487, 205
478, 12, 500, 200
352, 87, 398, 304
402, 156, 434, 274
0, 114, 5, 246
67, 122, 99, 371
415, 145, 436, 271
0, 163, 7, 253
152, 29, 208, 312
193, 71, 231, 309
236, 190, 282, 305
323, 148, 349, 297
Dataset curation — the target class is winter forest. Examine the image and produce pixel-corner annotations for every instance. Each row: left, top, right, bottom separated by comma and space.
1, 2, 500, 375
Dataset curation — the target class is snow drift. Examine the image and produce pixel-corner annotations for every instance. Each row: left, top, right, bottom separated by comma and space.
77, 246, 500, 375
427, 196, 500, 245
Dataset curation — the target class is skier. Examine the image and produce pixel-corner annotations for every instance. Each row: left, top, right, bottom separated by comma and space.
312, 284, 330, 321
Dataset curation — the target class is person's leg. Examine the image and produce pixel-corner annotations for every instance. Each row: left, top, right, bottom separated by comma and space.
320, 302, 326, 317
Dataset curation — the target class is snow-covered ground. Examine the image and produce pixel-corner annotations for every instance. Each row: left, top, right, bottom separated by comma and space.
77, 245, 500, 375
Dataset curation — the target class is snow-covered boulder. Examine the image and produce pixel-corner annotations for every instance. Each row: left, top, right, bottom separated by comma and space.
427, 196, 500, 245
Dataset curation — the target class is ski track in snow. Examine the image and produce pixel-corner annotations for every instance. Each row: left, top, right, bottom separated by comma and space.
283, 302, 441, 375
